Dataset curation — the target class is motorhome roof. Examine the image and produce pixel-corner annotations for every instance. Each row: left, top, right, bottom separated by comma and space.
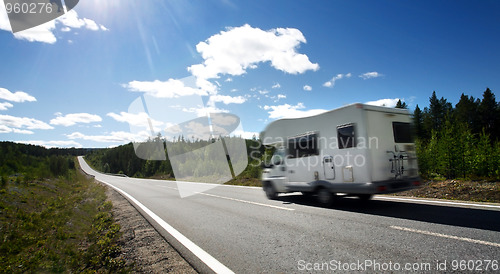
260, 103, 410, 145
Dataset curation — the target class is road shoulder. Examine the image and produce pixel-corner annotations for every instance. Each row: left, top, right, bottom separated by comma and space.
105, 184, 197, 273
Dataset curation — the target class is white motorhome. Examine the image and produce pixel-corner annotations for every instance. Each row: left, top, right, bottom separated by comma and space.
260, 103, 420, 204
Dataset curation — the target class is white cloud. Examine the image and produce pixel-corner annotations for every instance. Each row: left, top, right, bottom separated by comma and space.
0, 3, 10, 31
303, 85, 312, 91
0, 102, 13, 111
67, 131, 149, 143
13, 128, 34, 134
208, 95, 246, 105
52, 10, 106, 32
182, 105, 229, 117
124, 79, 208, 98
268, 94, 286, 102
323, 73, 352, 88
360, 71, 383, 80
0, 114, 53, 131
83, 18, 99, 31
365, 98, 400, 108
0, 88, 37, 102
263, 103, 327, 119
0, 125, 33, 134
187, 24, 319, 81
272, 83, 281, 89
0, 6, 108, 44
19, 140, 83, 148
13, 21, 58, 44
0, 125, 11, 133
57, 10, 85, 28
106, 112, 164, 132
50, 113, 102, 127
232, 129, 259, 139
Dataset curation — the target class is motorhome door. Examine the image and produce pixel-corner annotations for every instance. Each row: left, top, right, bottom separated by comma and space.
323, 156, 335, 180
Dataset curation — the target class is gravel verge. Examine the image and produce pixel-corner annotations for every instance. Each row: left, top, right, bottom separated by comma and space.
105, 185, 198, 273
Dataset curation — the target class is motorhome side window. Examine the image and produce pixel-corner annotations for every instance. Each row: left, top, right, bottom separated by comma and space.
392, 122, 413, 143
337, 124, 356, 149
288, 133, 319, 158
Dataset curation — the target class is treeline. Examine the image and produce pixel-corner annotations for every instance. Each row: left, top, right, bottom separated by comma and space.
0, 142, 90, 179
85, 138, 265, 180
412, 88, 499, 179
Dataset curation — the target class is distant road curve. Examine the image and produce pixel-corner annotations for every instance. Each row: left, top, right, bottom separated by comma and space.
78, 157, 500, 273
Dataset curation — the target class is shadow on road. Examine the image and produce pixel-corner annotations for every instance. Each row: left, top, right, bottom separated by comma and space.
276, 194, 500, 232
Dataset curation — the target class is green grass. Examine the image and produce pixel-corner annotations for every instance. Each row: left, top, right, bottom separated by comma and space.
225, 177, 261, 187
0, 164, 131, 273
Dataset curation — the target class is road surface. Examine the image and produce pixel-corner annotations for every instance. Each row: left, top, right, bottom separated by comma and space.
78, 157, 500, 273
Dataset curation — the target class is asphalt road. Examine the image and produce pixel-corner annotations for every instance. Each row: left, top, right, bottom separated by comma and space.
78, 157, 500, 273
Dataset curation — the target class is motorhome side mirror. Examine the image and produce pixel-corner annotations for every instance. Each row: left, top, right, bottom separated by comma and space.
261, 161, 273, 168
272, 156, 284, 166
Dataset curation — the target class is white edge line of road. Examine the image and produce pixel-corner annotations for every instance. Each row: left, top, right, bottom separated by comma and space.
90, 181, 235, 274
158, 185, 294, 211
390, 226, 500, 248
376, 196, 500, 209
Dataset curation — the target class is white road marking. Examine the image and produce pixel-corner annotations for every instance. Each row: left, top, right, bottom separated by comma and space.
390, 226, 500, 248
158, 185, 294, 211
376, 196, 500, 210
158, 185, 177, 190
153, 179, 260, 190
200, 193, 295, 211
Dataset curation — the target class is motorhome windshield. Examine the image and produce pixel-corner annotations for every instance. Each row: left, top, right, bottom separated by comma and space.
271, 147, 287, 165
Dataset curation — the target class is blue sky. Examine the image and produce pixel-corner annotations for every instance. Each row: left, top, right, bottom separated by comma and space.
0, 0, 499, 148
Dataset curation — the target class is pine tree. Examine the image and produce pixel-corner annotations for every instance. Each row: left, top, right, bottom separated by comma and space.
426, 91, 453, 133
395, 99, 408, 109
479, 88, 498, 141
413, 105, 425, 140
454, 93, 480, 134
